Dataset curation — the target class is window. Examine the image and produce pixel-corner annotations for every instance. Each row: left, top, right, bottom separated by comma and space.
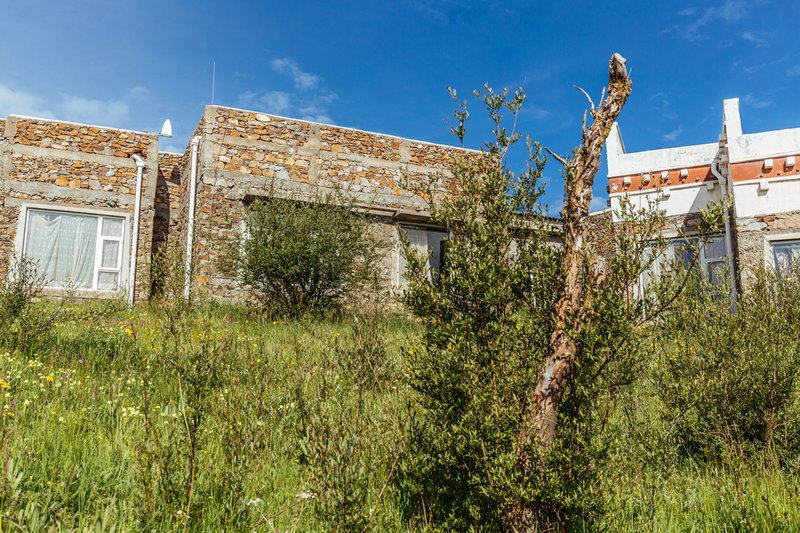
772, 240, 800, 277
397, 224, 449, 286
22, 208, 126, 291
641, 235, 728, 289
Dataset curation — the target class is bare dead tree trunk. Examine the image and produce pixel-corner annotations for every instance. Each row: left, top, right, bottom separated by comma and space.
507, 55, 632, 531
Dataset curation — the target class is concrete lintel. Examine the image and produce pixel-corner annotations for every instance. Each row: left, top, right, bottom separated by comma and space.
0, 136, 10, 180
11, 143, 141, 168
205, 168, 429, 212
0, 179, 137, 206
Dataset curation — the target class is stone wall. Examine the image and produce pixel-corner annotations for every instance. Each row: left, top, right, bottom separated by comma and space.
187, 105, 465, 299
735, 210, 800, 287
153, 151, 183, 253
0, 116, 159, 299
585, 209, 614, 257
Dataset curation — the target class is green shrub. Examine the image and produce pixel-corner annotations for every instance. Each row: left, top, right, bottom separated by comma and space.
220, 193, 382, 317
653, 267, 800, 464
396, 88, 672, 530
0, 257, 61, 354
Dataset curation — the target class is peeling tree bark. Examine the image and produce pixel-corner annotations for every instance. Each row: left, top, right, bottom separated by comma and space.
506, 51, 631, 533
519, 53, 632, 455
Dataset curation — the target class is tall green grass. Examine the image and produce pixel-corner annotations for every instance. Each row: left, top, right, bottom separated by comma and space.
0, 301, 415, 531
1, 301, 799, 530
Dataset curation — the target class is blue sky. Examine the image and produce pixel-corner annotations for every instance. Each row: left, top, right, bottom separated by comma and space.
1, 0, 798, 214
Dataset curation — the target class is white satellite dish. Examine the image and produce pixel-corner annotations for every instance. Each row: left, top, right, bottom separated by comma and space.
160, 119, 173, 138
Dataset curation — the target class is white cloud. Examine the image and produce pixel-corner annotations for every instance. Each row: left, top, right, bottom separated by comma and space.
298, 103, 331, 123
786, 65, 800, 77
270, 58, 319, 91
405, 0, 451, 21
60, 95, 130, 125
741, 31, 765, 46
741, 94, 772, 109
126, 86, 149, 100
662, 126, 683, 142
238, 90, 293, 115
161, 143, 183, 153
523, 105, 551, 120
239, 58, 338, 123
650, 92, 678, 120
664, 0, 750, 41
0, 85, 54, 118
0, 84, 146, 126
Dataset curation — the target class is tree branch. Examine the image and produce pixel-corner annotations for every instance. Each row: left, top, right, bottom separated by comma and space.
543, 146, 568, 167
573, 85, 595, 111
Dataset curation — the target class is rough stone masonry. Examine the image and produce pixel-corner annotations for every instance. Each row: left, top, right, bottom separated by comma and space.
0, 106, 470, 301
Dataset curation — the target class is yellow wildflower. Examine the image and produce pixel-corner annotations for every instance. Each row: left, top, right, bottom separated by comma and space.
44, 375, 54, 383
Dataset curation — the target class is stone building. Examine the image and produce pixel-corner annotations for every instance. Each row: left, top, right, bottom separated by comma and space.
603, 97, 800, 292
0, 105, 469, 302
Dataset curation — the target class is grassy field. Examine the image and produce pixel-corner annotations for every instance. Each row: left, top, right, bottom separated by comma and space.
1, 300, 799, 531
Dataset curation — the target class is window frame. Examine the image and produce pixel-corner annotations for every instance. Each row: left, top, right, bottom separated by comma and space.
765, 233, 800, 277
395, 223, 450, 287
639, 233, 729, 292
14, 203, 130, 293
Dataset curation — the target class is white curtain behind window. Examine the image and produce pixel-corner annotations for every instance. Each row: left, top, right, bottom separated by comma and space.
398, 227, 430, 285
25, 211, 98, 289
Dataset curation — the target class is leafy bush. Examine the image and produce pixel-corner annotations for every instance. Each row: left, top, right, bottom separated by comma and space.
397, 87, 559, 530
0, 257, 61, 354
653, 267, 800, 464
396, 88, 671, 530
220, 193, 382, 317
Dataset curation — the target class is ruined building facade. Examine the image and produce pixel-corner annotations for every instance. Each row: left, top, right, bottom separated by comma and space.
0, 106, 464, 301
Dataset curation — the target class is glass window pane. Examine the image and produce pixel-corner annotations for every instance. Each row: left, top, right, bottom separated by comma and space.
773, 241, 800, 277
673, 239, 698, 270
705, 236, 727, 260
427, 230, 449, 274
24, 210, 97, 289
707, 261, 727, 287
398, 226, 448, 285
97, 271, 119, 291
101, 240, 120, 268
101, 217, 124, 237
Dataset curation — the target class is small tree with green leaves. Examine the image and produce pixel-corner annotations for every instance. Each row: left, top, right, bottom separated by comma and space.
220, 192, 382, 316
399, 55, 686, 529
397, 83, 570, 528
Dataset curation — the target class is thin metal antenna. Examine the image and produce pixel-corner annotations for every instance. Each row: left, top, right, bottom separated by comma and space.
211, 61, 216, 105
